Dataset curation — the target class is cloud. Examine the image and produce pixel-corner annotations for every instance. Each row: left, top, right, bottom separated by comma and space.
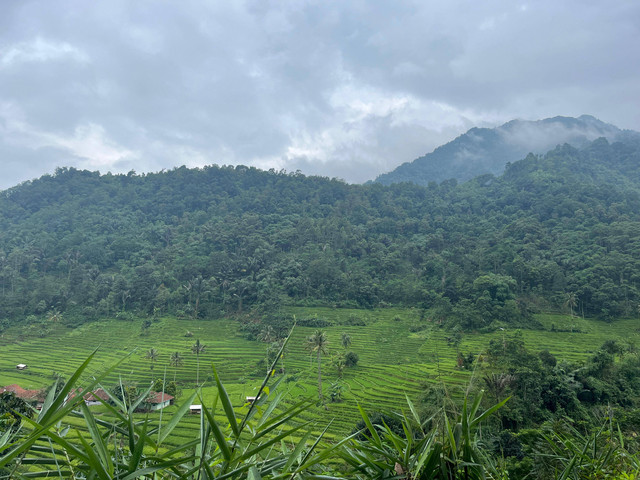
0, 0, 638, 189
0, 37, 89, 67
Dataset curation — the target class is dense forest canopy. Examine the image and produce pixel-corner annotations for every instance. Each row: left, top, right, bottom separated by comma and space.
1, 136, 640, 329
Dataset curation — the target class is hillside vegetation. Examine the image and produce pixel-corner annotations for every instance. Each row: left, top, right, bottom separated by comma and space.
1, 136, 640, 331
3, 135, 640, 478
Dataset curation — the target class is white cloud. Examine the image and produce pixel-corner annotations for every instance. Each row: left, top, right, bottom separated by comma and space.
42, 124, 137, 169
0, 102, 134, 171
0, 37, 89, 67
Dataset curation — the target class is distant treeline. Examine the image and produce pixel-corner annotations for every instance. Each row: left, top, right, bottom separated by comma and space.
1, 137, 640, 327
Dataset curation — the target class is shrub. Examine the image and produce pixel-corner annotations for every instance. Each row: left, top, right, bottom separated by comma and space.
345, 351, 359, 367
297, 316, 331, 328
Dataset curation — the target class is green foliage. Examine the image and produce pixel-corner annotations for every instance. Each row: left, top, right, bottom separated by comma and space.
341, 391, 509, 479
109, 381, 140, 406
152, 378, 178, 398
2, 138, 640, 327
0, 392, 32, 432
0, 327, 353, 479
345, 350, 359, 367
534, 416, 640, 479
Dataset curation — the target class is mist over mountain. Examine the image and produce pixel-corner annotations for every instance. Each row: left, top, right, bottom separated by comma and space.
375, 115, 639, 186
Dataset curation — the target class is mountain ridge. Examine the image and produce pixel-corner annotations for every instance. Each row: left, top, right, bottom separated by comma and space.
374, 115, 639, 186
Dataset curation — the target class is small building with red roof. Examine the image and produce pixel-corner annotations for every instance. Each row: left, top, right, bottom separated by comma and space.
1, 384, 45, 409
146, 391, 174, 410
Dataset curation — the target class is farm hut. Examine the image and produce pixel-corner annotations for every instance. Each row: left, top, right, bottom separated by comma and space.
190, 405, 202, 414
146, 391, 174, 411
16, 364, 27, 370
245, 396, 258, 403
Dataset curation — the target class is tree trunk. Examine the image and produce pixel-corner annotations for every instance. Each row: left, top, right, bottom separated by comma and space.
196, 354, 200, 385
317, 349, 322, 400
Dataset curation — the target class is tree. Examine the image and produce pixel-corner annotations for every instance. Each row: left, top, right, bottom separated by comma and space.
169, 351, 183, 382
145, 348, 159, 374
345, 351, 359, 367
484, 373, 515, 404
191, 339, 206, 386
307, 330, 328, 401
140, 319, 152, 335
46, 309, 62, 324
564, 292, 577, 317
0, 392, 32, 432
341, 332, 352, 350
258, 326, 276, 375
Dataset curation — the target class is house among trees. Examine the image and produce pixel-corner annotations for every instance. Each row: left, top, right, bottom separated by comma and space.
0, 384, 44, 410
68, 388, 110, 406
83, 388, 111, 405
146, 391, 174, 411
16, 364, 27, 370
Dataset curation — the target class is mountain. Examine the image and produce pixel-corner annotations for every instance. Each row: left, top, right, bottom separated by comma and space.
374, 115, 638, 186
1, 135, 640, 330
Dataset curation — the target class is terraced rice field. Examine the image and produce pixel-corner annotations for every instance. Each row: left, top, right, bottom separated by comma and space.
1, 308, 638, 442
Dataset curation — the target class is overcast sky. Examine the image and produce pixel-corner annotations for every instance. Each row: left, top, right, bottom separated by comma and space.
1, 1, 639, 190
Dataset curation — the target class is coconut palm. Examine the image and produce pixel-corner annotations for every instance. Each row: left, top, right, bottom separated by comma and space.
331, 352, 346, 378
483, 372, 515, 404
47, 309, 63, 324
191, 339, 206, 385
564, 292, 577, 317
307, 330, 328, 401
341, 332, 352, 350
259, 326, 277, 374
169, 351, 183, 382
145, 348, 159, 372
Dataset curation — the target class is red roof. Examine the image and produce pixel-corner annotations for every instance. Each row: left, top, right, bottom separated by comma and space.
83, 388, 110, 402
68, 387, 110, 403
1, 384, 45, 402
147, 391, 174, 404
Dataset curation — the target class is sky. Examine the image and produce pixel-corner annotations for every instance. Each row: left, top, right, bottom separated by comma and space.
1, 1, 639, 190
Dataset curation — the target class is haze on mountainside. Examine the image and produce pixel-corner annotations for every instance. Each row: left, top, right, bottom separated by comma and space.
0, 2, 639, 190
375, 115, 640, 186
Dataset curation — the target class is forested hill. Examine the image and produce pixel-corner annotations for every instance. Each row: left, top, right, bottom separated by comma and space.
375, 115, 634, 186
1, 136, 640, 330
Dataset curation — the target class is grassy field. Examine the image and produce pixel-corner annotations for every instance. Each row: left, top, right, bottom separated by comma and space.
1, 308, 638, 443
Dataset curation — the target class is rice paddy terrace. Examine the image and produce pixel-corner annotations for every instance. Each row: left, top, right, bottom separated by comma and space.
1, 308, 638, 444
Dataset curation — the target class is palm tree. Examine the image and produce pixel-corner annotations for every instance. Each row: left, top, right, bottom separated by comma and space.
341, 333, 352, 350
331, 352, 346, 378
483, 373, 515, 404
191, 339, 206, 386
564, 292, 577, 317
169, 351, 183, 382
145, 348, 159, 381
259, 326, 276, 374
47, 310, 63, 324
307, 330, 328, 401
